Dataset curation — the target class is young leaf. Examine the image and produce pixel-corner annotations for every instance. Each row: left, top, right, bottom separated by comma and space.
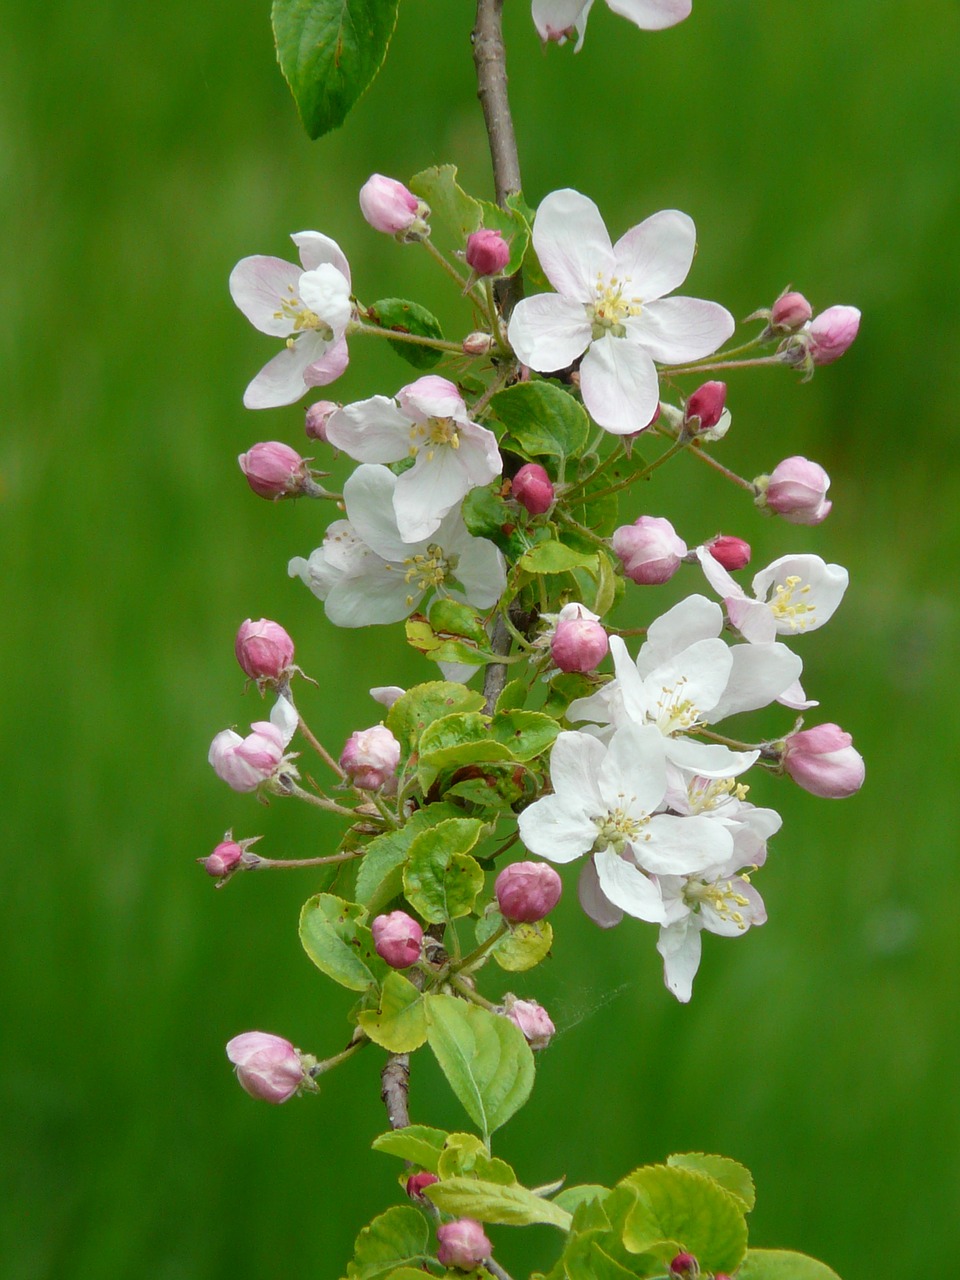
300, 894, 386, 992
386, 681, 486, 768
409, 164, 482, 244
424, 994, 535, 1138
490, 709, 560, 761
403, 818, 485, 922
552, 1185, 611, 1214
357, 971, 428, 1052
489, 382, 591, 460
437, 1132, 516, 1184
619, 1165, 748, 1275
737, 1251, 842, 1280
272, 0, 400, 140
666, 1153, 756, 1212
495, 679, 528, 714
366, 298, 444, 370
372, 1124, 449, 1172
519, 541, 598, 575
416, 712, 513, 791
428, 599, 490, 647
347, 1204, 430, 1280
425, 1177, 572, 1229
493, 921, 554, 972
355, 802, 464, 914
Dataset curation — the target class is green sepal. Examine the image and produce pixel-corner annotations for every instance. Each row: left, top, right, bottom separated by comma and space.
619, 1165, 748, 1274
437, 1133, 516, 1184
666, 1152, 756, 1212
424, 993, 535, 1139
299, 894, 387, 992
372, 1124, 449, 1173
519, 541, 598, 575
271, 0, 400, 140
425, 1177, 571, 1229
737, 1250, 842, 1280
366, 297, 445, 370
386, 681, 486, 769
402, 818, 485, 922
489, 382, 590, 461
355, 802, 464, 916
346, 1204, 430, 1280
357, 971, 427, 1052
476, 912, 554, 972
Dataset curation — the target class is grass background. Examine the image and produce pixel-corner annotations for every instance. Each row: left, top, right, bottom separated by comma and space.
3, 0, 959, 1276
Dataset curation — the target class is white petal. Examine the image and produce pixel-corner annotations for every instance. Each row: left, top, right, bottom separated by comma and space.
531, 0, 590, 40
594, 847, 666, 923
229, 256, 302, 336
641, 637, 733, 723
613, 209, 696, 301
607, 0, 692, 30
664, 737, 759, 779
451, 535, 507, 610
396, 375, 466, 422
394, 449, 472, 542
242, 334, 325, 409
298, 263, 352, 332
325, 564, 416, 627
777, 677, 818, 711
325, 396, 410, 464
518, 793, 599, 864
598, 722, 668, 816
342, 465, 409, 562
640, 812, 733, 875
532, 188, 614, 300
578, 857, 624, 927
727, 596, 778, 643
695, 544, 745, 601
507, 294, 591, 372
628, 296, 735, 363
708, 642, 803, 722
579, 335, 659, 434
636, 595, 723, 676
752, 555, 849, 636
657, 918, 702, 1003
291, 230, 351, 286
546, 731, 608, 808
270, 695, 298, 746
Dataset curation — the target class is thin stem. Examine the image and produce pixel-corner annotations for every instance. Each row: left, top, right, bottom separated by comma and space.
420, 235, 481, 297
297, 715, 345, 778
470, 364, 511, 417
380, 1054, 411, 1130
282, 779, 366, 820
667, 354, 783, 376
484, 1259, 517, 1280
555, 509, 612, 550
310, 1035, 368, 1077
687, 446, 758, 492
244, 850, 362, 871
694, 727, 759, 751
450, 974, 500, 1012
678, 333, 767, 368
456, 922, 508, 974
352, 320, 465, 355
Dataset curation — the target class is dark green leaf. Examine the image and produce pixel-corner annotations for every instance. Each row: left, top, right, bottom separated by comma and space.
367, 297, 444, 370
490, 382, 590, 460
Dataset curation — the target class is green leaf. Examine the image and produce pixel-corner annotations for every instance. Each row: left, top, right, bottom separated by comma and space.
563, 1239, 644, 1280
372, 1124, 449, 1173
490, 382, 590, 460
738, 1250, 842, 1280
367, 298, 444, 370
347, 1204, 430, 1280
272, 0, 400, 140
444, 764, 527, 814
495, 679, 527, 713
386, 681, 486, 768
424, 993, 535, 1138
437, 1133, 516, 1184
358, 971, 428, 1052
666, 1153, 756, 1213
355, 802, 464, 914
299, 894, 386, 992
543, 671, 599, 720
519, 541, 598, 574
620, 1165, 748, 1275
426, 1177, 571, 1229
490, 709, 560, 761
475, 199, 531, 276
429, 599, 491, 646
553, 1185, 611, 1214
410, 164, 482, 244
416, 712, 513, 791
494, 920, 554, 972
403, 819, 485, 923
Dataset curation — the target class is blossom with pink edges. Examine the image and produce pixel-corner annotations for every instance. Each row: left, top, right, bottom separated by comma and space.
759, 456, 832, 525
340, 725, 400, 791
533, 0, 691, 51
226, 1032, 304, 1103
782, 723, 865, 798
613, 514, 687, 584
209, 696, 298, 792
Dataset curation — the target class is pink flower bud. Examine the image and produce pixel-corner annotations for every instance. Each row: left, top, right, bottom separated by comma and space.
238, 442, 308, 500
771, 290, 813, 331
359, 173, 421, 235
551, 611, 609, 673
495, 861, 563, 923
613, 515, 687, 585
504, 997, 555, 1050
209, 721, 287, 792
462, 331, 495, 356
782, 724, 865, 799
371, 911, 424, 969
760, 456, 832, 525
304, 400, 338, 441
406, 1172, 439, 1200
808, 305, 861, 365
235, 618, 295, 683
226, 1032, 304, 1104
512, 463, 555, 515
340, 725, 400, 791
684, 381, 727, 432
436, 1219, 492, 1270
706, 535, 752, 571
670, 1253, 700, 1277
466, 228, 510, 277
201, 837, 244, 879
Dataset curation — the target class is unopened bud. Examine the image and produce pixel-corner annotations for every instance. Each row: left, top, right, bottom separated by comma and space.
235, 618, 295, 683
238, 441, 309, 500
808, 305, 861, 365
340, 725, 400, 791
436, 1219, 492, 1270
304, 400, 338, 442
359, 174, 428, 239
406, 1172, 439, 1200
226, 1032, 304, 1104
466, 228, 510, 277
551, 610, 609, 673
462, 331, 495, 356
782, 723, 865, 798
371, 911, 424, 968
503, 996, 555, 1050
771, 290, 813, 332
495, 861, 563, 923
201, 837, 244, 879
684, 381, 727, 433
612, 515, 687, 585
670, 1253, 700, 1277
209, 721, 288, 792
512, 463, 555, 515
757, 456, 832, 525
706, 535, 751, 571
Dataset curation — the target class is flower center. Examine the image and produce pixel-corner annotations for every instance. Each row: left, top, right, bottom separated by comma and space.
401, 544, 457, 606
408, 416, 461, 462
593, 799, 650, 853
274, 285, 334, 340
768, 574, 815, 630
685, 877, 750, 928
685, 776, 749, 814
653, 676, 702, 735
586, 273, 642, 340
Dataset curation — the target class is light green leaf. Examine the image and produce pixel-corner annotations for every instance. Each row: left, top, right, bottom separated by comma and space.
490, 382, 591, 460
553, 1185, 611, 1214
358, 971, 427, 1052
563, 1239, 643, 1280
429, 598, 491, 646
519, 541, 598, 574
738, 1250, 842, 1280
444, 764, 527, 814
543, 671, 599, 720
437, 1133, 516, 1184
667, 1153, 756, 1212
424, 993, 535, 1138
299, 894, 386, 992
347, 1204, 430, 1280
272, 0, 400, 140
620, 1165, 748, 1275
475, 912, 554, 973
416, 712, 513, 791
495, 679, 528, 714
403, 819, 485, 923
426, 1177, 571, 1229
367, 297, 444, 370
410, 164, 482, 243
386, 681, 486, 767
355, 802, 464, 914
372, 1124, 449, 1173
490, 709, 560, 761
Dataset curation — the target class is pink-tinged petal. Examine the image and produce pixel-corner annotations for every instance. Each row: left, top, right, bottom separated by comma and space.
304, 335, 349, 387
594, 847, 666, 923
657, 918, 702, 1003
641, 813, 732, 875
636, 594, 723, 676
664, 738, 759, 779
242, 335, 325, 409
628, 296, 735, 363
777, 677, 818, 711
532, 0, 590, 41
507, 294, 591, 372
394, 449, 472, 542
325, 567, 417, 628
709, 642, 803, 722
291, 230, 351, 286
727, 596, 778, 643
608, 0, 692, 30
580, 336, 660, 434
397, 376, 466, 422
612, 209, 696, 302
325, 396, 410, 464
342, 465, 409, 562
578, 857, 624, 927
229, 256, 302, 336
452, 536, 508, 610
695, 544, 745, 601
533, 188, 615, 300
701, 879, 766, 937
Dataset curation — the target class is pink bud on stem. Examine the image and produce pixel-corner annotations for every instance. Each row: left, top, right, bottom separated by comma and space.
782, 724, 865, 798
340, 725, 401, 791
495, 861, 563, 923
235, 618, 295, 683
465, 228, 510, 277
304, 400, 339, 442
359, 174, 429, 239
684, 381, 727, 433
503, 996, 556, 1049
371, 912, 424, 969
238, 442, 309, 500
705, 535, 751, 571
551, 605, 609, 673
757, 456, 832, 525
225, 1032, 305, 1103
512, 463, 555, 515
436, 1219, 492, 1270
613, 516, 687, 585
771, 290, 813, 331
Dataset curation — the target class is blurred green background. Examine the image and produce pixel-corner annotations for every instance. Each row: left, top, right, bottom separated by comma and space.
3, 0, 959, 1276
